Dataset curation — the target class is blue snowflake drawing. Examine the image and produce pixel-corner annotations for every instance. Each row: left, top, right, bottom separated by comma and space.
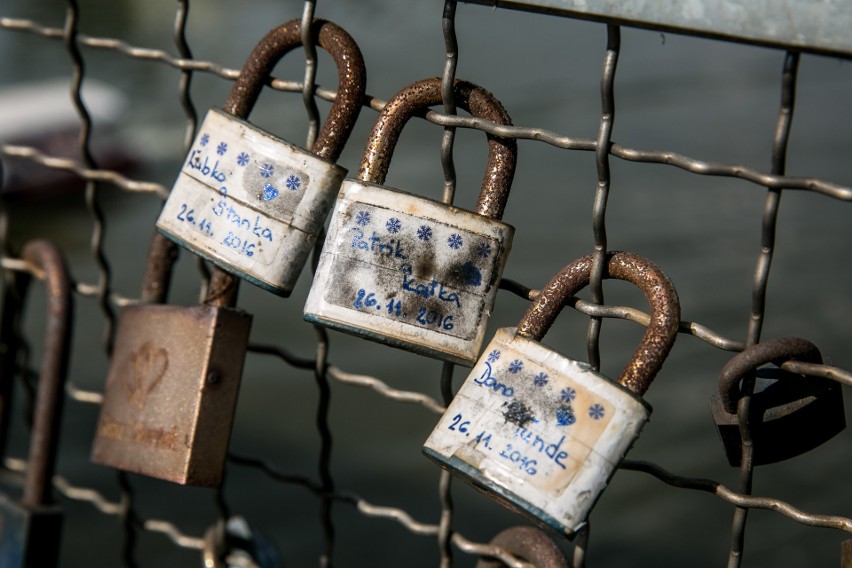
216, 142, 228, 156
508, 359, 524, 374
486, 349, 501, 364
262, 183, 279, 202
417, 225, 433, 242
236, 152, 250, 166
355, 211, 371, 226
560, 387, 577, 402
589, 403, 606, 420
478, 242, 492, 258
259, 163, 274, 178
556, 406, 576, 426
447, 233, 463, 250
285, 175, 301, 191
386, 217, 402, 234
533, 372, 549, 387
200, 133, 210, 146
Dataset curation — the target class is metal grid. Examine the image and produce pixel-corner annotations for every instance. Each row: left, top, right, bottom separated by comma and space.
1, 0, 851, 566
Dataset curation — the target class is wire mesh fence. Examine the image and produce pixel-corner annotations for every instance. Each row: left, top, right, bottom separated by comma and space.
1, 0, 851, 566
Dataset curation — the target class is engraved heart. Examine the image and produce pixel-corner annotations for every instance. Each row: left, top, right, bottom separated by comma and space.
123, 341, 169, 410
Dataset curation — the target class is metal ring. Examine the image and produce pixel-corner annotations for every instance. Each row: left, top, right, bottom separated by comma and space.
718, 337, 823, 414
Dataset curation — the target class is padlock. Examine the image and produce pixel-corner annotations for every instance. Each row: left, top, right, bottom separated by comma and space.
91, 234, 251, 486
476, 526, 568, 568
201, 515, 283, 568
709, 337, 844, 466
0, 240, 73, 568
423, 251, 680, 536
304, 77, 517, 365
156, 18, 366, 296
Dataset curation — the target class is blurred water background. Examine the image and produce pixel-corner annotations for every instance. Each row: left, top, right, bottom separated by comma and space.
1, 0, 852, 566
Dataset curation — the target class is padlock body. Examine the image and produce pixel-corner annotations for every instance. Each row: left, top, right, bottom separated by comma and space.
91, 303, 252, 486
0, 495, 62, 568
156, 108, 346, 296
304, 180, 514, 365
709, 367, 845, 466
423, 328, 650, 536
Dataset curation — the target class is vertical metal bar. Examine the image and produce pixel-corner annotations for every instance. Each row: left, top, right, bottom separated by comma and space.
301, 0, 320, 152
727, 50, 800, 568
313, 324, 335, 568
439, 3, 459, 566
300, 2, 335, 565
63, 0, 115, 354
174, 0, 197, 157
118, 471, 140, 568
438, 361, 456, 568
587, 25, 620, 372
747, 51, 799, 345
440, 0, 459, 206
173, 0, 212, 300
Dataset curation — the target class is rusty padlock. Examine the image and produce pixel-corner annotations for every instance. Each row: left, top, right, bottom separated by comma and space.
156, 19, 366, 297
709, 337, 844, 466
424, 251, 680, 536
0, 241, 72, 568
91, 234, 251, 486
304, 77, 517, 365
476, 526, 568, 568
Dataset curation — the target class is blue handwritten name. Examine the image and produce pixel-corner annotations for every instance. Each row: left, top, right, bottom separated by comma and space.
186, 149, 226, 183
472, 361, 514, 397
348, 227, 407, 259
513, 427, 569, 470
398, 264, 461, 308
212, 195, 273, 242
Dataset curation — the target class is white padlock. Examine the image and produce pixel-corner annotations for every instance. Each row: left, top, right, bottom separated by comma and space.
304, 77, 517, 365
156, 19, 366, 296
423, 251, 680, 535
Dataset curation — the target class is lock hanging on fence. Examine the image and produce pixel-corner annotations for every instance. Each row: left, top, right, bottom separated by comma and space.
304, 77, 517, 365
423, 251, 680, 536
709, 337, 845, 466
91, 234, 251, 486
0, 241, 73, 568
156, 18, 366, 297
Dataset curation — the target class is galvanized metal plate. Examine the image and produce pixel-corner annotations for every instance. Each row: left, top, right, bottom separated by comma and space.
423, 327, 650, 535
304, 180, 514, 366
157, 108, 346, 296
461, 0, 852, 58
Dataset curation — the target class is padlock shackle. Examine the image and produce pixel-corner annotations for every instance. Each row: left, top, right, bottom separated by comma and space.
140, 232, 179, 304
19, 240, 73, 509
516, 251, 680, 397
357, 77, 517, 220
476, 526, 568, 568
718, 337, 823, 414
223, 18, 366, 162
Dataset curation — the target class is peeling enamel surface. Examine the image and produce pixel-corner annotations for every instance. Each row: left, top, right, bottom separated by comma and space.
423, 328, 650, 535
303, 180, 514, 366
156, 108, 346, 296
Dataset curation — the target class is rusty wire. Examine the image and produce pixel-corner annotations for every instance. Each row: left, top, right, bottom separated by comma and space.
1, 0, 852, 566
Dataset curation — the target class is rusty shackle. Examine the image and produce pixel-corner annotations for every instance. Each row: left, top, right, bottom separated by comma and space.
223, 18, 367, 163
357, 77, 517, 220
718, 337, 823, 414
517, 251, 681, 396
18, 240, 73, 509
